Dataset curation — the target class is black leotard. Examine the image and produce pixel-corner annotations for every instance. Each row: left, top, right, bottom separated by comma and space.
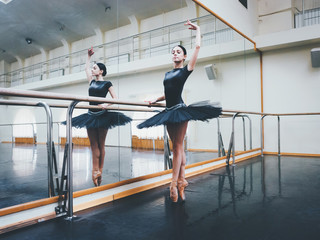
137, 65, 221, 129
62, 79, 131, 129
164, 65, 193, 108
89, 80, 112, 110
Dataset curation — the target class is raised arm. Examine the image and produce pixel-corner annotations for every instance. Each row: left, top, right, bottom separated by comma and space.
185, 20, 201, 71
85, 47, 94, 82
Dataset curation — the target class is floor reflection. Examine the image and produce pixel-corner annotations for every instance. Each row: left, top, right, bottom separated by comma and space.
0, 143, 218, 209
12, 145, 37, 177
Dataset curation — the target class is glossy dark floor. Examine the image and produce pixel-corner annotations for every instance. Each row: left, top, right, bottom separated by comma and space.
2, 155, 320, 240
0, 143, 218, 208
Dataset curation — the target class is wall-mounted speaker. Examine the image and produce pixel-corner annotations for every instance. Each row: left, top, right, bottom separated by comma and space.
311, 48, 320, 68
204, 64, 218, 80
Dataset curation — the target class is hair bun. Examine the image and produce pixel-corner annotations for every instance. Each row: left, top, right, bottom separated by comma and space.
97, 63, 107, 76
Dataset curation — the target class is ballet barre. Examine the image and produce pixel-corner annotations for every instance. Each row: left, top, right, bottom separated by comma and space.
0, 87, 166, 108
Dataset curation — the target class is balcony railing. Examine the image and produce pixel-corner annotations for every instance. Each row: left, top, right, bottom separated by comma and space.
294, 0, 320, 28
0, 15, 239, 88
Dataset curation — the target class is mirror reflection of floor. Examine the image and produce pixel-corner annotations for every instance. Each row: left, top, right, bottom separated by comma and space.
0, 143, 219, 208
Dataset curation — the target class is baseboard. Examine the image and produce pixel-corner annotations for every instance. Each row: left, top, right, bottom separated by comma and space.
263, 151, 320, 158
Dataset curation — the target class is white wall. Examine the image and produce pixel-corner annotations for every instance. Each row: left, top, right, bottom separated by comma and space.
258, 0, 294, 35
262, 43, 320, 154
195, 0, 259, 38
195, 0, 300, 37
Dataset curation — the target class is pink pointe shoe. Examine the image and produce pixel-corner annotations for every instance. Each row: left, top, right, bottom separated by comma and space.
178, 179, 189, 201
92, 170, 101, 187
170, 181, 178, 203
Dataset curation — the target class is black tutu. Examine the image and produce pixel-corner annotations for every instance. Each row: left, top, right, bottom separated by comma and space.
61, 110, 132, 129
137, 101, 222, 129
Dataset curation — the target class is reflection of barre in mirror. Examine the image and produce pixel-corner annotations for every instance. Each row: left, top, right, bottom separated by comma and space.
137, 20, 222, 203
0, 94, 164, 221
0, 100, 58, 198
217, 114, 253, 160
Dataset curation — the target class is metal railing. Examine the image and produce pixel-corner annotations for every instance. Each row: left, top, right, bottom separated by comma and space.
259, 112, 320, 157
0, 100, 57, 197
217, 114, 253, 158
221, 109, 320, 165
294, 0, 320, 28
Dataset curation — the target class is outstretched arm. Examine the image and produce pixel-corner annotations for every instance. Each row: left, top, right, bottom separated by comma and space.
185, 20, 201, 71
150, 95, 165, 104
144, 95, 166, 107
85, 47, 94, 82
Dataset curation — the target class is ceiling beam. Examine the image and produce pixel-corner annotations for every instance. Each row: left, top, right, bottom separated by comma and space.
128, 15, 140, 35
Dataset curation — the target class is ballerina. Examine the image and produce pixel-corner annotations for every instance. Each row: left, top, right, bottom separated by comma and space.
137, 20, 222, 202
63, 47, 132, 187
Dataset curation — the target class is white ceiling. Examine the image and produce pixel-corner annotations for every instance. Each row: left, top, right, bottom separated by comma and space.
0, 0, 187, 64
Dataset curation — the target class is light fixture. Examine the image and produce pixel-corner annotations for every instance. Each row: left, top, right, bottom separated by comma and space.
0, 0, 14, 4
25, 38, 32, 44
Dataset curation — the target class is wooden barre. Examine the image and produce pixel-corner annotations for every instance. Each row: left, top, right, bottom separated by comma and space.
0, 87, 165, 108
1, 88, 320, 116
0, 99, 158, 112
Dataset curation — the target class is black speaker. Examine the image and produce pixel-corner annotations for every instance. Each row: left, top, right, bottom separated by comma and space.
204, 64, 217, 80
311, 48, 320, 68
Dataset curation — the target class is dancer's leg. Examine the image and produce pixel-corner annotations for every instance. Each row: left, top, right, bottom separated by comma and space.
167, 121, 188, 182
97, 128, 108, 186
167, 121, 188, 201
87, 128, 101, 186
87, 128, 100, 171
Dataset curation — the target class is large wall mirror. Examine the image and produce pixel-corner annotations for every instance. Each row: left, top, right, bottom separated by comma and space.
0, 0, 261, 209
114, 0, 261, 180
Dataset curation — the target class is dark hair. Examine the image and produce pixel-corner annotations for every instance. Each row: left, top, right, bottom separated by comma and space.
173, 45, 187, 55
97, 63, 107, 76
